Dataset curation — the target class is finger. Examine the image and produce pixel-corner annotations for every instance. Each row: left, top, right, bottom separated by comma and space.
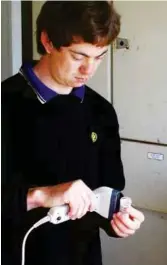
85, 187, 95, 203
77, 188, 95, 218
77, 193, 91, 218
78, 189, 95, 216
89, 193, 97, 212
63, 191, 70, 204
71, 194, 88, 219
112, 215, 135, 235
116, 213, 141, 230
68, 199, 80, 219
111, 220, 129, 238
84, 185, 93, 195
127, 207, 145, 223
82, 196, 91, 217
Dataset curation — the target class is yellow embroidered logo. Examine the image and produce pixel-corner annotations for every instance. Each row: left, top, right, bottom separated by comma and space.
91, 132, 98, 143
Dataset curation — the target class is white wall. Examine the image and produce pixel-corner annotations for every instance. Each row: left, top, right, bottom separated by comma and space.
113, 1, 167, 212
113, 1, 167, 144
1, 0, 22, 81
1, 1, 12, 81
121, 142, 167, 212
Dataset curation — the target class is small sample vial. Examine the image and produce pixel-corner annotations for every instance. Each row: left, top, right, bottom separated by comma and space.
120, 197, 132, 215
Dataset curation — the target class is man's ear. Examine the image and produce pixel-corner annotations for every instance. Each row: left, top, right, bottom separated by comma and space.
40, 31, 54, 54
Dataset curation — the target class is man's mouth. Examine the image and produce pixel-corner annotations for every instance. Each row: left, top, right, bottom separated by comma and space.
75, 77, 88, 82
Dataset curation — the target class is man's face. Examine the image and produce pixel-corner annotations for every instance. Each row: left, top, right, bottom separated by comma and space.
48, 42, 108, 88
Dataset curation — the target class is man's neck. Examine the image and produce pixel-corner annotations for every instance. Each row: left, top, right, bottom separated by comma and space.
33, 57, 73, 95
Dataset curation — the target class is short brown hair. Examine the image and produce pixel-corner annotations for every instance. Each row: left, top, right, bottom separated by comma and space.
36, 1, 121, 54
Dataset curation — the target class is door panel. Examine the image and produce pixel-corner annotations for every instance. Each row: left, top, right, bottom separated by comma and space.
113, 1, 167, 211
113, 1, 167, 144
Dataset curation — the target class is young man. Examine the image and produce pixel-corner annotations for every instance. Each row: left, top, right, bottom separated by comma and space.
2, 1, 144, 265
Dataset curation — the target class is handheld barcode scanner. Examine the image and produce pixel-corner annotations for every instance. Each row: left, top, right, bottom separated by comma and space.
21, 187, 132, 265
48, 187, 121, 224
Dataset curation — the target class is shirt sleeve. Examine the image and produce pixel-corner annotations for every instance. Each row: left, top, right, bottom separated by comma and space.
1, 94, 30, 265
99, 104, 125, 191
1, 95, 28, 225
98, 104, 125, 237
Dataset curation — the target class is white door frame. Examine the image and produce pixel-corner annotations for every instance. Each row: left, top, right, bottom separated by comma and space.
1, 0, 22, 81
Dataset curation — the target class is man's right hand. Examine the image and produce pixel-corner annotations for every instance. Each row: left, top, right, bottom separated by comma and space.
27, 180, 95, 220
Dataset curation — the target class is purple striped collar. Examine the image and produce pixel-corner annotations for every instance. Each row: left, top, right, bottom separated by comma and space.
21, 62, 85, 103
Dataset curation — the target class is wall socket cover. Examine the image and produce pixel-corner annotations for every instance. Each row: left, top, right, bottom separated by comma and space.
147, 152, 164, 161
116, 37, 129, 49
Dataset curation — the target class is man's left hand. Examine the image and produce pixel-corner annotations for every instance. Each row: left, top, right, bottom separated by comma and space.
111, 207, 145, 238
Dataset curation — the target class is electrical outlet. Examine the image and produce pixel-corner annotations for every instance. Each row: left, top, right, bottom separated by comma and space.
116, 37, 129, 49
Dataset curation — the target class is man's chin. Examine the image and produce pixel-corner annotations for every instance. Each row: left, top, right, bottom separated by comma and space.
72, 80, 85, 87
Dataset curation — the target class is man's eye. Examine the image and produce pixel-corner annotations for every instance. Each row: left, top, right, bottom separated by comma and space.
72, 55, 83, 61
96, 56, 104, 61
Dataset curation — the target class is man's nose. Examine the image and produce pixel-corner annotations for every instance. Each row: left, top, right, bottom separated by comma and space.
79, 59, 94, 76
